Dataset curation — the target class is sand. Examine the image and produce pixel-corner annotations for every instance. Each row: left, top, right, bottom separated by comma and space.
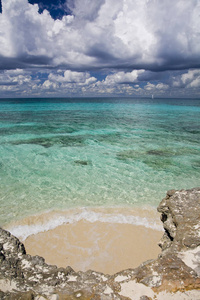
24, 220, 162, 274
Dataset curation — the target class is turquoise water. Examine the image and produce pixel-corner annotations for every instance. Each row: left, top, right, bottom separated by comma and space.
0, 97, 200, 227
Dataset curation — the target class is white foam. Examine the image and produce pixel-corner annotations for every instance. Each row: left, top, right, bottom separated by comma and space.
9, 209, 163, 241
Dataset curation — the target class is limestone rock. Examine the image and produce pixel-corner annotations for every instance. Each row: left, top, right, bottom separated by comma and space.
157, 187, 200, 253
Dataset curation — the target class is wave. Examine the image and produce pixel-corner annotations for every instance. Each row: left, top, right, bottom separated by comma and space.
8, 208, 163, 241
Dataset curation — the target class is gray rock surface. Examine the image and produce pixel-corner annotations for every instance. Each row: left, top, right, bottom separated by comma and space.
158, 188, 200, 252
0, 188, 200, 299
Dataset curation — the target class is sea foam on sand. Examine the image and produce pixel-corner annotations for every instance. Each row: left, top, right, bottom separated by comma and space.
7, 206, 162, 241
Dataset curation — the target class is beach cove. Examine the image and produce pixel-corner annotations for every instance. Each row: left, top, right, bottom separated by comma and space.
1, 188, 200, 299
7, 207, 162, 274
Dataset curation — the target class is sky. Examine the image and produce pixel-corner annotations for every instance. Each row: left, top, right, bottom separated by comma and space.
0, 0, 200, 98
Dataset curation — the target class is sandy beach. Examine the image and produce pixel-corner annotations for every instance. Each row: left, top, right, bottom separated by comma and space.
24, 219, 162, 274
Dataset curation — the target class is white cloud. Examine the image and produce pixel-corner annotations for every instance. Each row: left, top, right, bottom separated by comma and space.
104, 70, 145, 84
42, 80, 58, 90
189, 77, 200, 88
156, 83, 169, 90
181, 70, 200, 87
5, 69, 25, 75
172, 69, 200, 89
48, 70, 97, 85
144, 82, 169, 92
113, 0, 156, 62
0, 69, 31, 86
0, 13, 13, 56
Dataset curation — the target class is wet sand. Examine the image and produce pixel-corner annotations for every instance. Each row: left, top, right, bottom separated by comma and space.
24, 220, 163, 274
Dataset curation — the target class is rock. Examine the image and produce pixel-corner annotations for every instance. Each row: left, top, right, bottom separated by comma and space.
74, 160, 91, 166
157, 187, 200, 253
0, 290, 35, 299
0, 188, 200, 299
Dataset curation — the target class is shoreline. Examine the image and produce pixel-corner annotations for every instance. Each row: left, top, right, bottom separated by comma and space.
5, 206, 163, 274
24, 220, 163, 274
6, 206, 162, 240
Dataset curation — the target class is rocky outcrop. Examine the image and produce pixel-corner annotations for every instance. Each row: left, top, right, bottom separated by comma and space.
158, 188, 200, 253
0, 188, 200, 299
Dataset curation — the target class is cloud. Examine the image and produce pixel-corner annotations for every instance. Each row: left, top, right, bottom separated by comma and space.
0, 0, 200, 97
0, 69, 31, 86
173, 69, 200, 89
181, 70, 200, 88
104, 70, 145, 84
0, 68, 40, 96
48, 70, 97, 85
67, 0, 105, 21
0, 67, 200, 98
1, 0, 200, 71
144, 82, 169, 92
39, 70, 97, 95
150, 4, 200, 71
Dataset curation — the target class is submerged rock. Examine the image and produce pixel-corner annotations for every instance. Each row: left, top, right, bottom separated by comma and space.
0, 188, 200, 299
74, 160, 92, 166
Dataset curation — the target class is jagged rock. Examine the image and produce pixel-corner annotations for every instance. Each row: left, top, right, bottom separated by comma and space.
0, 188, 200, 299
158, 187, 200, 253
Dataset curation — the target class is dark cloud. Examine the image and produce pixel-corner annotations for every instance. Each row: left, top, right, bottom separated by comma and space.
0, 56, 27, 70
19, 54, 52, 66
0, 55, 51, 71
0, 82, 18, 86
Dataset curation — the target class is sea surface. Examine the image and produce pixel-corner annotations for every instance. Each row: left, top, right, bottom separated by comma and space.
0, 97, 200, 238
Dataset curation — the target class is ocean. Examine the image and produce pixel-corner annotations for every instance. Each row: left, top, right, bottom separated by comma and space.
0, 97, 200, 239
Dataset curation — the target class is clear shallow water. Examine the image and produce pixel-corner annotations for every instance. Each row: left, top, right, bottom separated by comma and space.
0, 97, 200, 227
